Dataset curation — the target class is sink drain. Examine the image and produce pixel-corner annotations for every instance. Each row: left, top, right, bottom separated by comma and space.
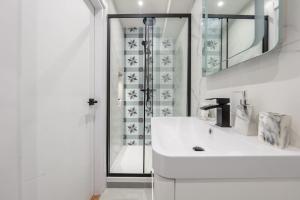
193, 146, 205, 152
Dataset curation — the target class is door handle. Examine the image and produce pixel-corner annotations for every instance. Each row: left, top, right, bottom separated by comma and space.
88, 98, 98, 106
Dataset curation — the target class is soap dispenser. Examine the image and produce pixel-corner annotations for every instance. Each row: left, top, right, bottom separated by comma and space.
233, 91, 254, 136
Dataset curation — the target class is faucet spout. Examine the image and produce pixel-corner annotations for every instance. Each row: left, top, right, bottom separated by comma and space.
200, 104, 222, 110
200, 98, 231, 127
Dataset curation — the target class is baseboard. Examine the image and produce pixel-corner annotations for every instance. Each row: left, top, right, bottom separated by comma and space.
106, 176, 152, 188
107, 181, 152, 188
107, 176, 152, 183
90, 194, 100, 200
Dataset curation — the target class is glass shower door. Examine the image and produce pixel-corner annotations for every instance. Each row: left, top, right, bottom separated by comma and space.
107, 15, 191, 176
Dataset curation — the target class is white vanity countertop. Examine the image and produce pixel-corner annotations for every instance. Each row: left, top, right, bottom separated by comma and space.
152, 117, 300, 179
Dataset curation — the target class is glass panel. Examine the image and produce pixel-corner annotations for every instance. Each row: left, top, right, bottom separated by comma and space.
108, 16, 189, 175
109, 18, 143, 174
143, 17, 189, 174
143, 17, 155, 174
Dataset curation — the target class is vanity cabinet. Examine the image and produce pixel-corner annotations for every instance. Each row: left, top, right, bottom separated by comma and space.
153, 175, 174, 200
154, 174, 300, 200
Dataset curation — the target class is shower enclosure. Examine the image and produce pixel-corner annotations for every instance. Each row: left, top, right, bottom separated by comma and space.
107, 14, 191, 176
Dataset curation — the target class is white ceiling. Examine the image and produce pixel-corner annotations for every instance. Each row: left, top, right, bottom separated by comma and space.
111, 0, 195, 40
206, 0, 253, 15
112, 0, 195, 14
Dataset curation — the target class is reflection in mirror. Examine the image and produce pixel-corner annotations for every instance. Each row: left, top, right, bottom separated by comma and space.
202, 0, 281, 76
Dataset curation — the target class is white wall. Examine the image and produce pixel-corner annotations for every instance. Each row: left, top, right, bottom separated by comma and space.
192, 0, 300, 147
191, 0, 203, 118
0, 0, 21, 199
20, 0, 38, 198
265, 0, 280, 50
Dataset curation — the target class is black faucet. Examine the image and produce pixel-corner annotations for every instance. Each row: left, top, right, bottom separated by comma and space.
200, 98, 231, 127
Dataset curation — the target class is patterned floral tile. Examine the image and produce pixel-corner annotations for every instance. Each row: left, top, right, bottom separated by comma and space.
125, 89, 139, 102
160, 106, 173, 117
160, 89, 173, 101
160, 39, 173, 50
126, 38, 139, 51
125, 72, 139, 84
206, 39, 220, 52
126, 27, 139, 34
160, 72, 173, 84
125, 122, 139, 136
123, 27, 175, 146
160, 55, 173, 67
125, 106, 139, 118
203, 18, 222, 75
126, 139, 139, 146
125, 55, 140, 68
207, 55, 220, 68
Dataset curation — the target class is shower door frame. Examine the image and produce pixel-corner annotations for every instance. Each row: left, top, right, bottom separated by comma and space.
107, 13, 192, 177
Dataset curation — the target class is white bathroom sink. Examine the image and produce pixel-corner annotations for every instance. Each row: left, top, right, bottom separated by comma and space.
152, 117, 300, 179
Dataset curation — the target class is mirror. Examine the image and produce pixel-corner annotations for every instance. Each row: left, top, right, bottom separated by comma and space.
202, 0, 281, 76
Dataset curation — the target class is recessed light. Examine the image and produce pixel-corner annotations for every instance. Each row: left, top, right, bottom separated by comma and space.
138, 0, 143, 6
217, 1, 224, 7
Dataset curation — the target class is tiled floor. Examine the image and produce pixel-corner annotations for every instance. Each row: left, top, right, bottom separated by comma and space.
101, 188, 152, 200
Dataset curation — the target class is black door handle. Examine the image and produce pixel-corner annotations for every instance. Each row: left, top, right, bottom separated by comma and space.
88, 98, 98, 106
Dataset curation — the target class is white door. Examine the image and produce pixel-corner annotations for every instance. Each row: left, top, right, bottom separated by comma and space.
20, 0, 95, 199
